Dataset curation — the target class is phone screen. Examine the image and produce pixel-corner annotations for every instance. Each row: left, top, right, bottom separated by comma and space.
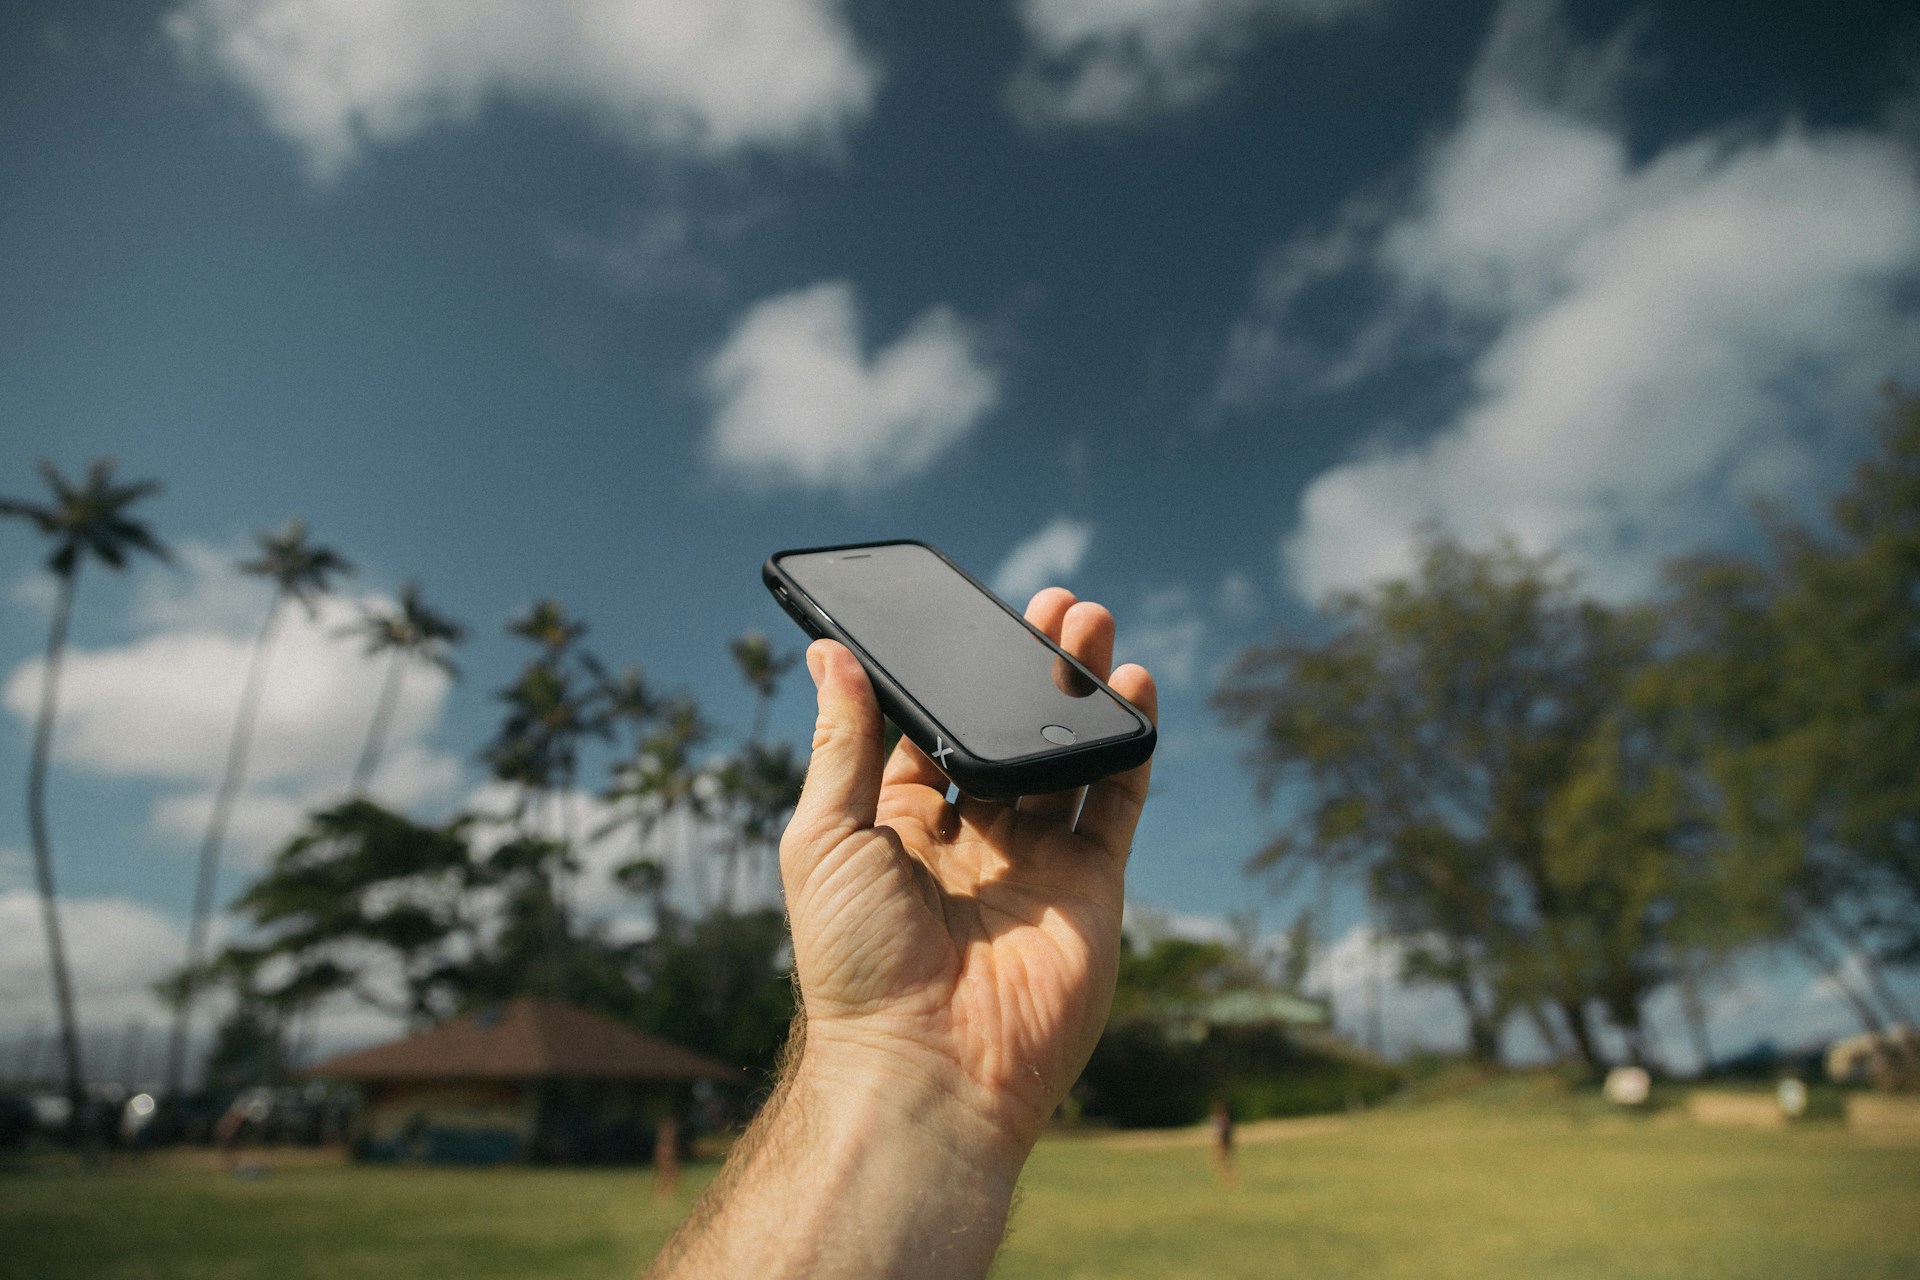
776, 543, 1143, 763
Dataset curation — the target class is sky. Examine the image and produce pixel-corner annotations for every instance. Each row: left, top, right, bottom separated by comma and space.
3, 0, 1918, 1076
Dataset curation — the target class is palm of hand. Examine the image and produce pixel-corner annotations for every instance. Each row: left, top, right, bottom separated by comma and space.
781, 589, 1155, 1148
790, 784, 1125, 1135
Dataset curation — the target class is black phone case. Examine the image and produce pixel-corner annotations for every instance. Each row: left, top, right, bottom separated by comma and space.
763, 540, 1156, 801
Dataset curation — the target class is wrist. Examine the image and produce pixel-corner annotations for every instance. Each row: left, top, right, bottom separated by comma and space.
793, 1022, 1035, 1190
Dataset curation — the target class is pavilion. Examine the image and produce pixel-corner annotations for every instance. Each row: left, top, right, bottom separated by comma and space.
308, 998, 734, 1164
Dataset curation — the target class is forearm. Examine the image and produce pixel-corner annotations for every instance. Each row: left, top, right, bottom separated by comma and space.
646, 1029, 1027, 1280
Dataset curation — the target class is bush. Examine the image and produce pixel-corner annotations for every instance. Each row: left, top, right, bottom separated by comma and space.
1076, 1018, 1400, 1128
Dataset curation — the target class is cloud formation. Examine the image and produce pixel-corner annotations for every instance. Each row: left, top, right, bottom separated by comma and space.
1117, 585, 1207, 688
992, 516, 1094, 603
1008, 0, 1383, 127
166, 0, 879, 178
2, 543, 462, 866
1221, 0, 1920, 601
705, 281, 1000, 492
0, 892, 186, 1041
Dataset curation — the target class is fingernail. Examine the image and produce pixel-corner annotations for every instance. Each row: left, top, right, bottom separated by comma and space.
807, 643, 827, 687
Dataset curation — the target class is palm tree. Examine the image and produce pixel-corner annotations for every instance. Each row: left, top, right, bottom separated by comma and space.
0, 460, 167, 1132
342, 581, 463, 796
728, 630, 798, 744
165, 519, 351, 1096
604, 699, 712, 906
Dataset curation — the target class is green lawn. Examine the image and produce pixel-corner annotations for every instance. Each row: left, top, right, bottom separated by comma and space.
3, 1105, 1915, 1279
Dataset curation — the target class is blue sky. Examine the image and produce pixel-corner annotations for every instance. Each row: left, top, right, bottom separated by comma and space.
3, 0, 1917, 1069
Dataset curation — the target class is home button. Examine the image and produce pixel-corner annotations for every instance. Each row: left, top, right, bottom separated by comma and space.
1040, 724, 1077, 746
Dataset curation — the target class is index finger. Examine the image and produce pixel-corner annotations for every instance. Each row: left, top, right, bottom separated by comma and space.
1074, 662, 1157, 861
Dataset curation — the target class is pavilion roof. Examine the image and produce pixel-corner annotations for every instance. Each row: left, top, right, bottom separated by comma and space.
308, 998, 735, 1083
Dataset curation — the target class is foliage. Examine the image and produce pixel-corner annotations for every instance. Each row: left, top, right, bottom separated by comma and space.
1109, 932, 1260, 1018
1216, 535, 1692, 1068
0, 458, 167, 578
184, 603, 807, 1084
343, 580, 465, 795
1086, 930, 1374, 1127
1651, 393, 1920, 1031
637, 908, 796, 1070
1078, 1017, 1397, 1128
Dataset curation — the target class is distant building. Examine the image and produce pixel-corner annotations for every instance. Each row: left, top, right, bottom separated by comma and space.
1826, 1026, 1919, 1091
1161, 990, 1331, 1043
308, 998, 734, 1164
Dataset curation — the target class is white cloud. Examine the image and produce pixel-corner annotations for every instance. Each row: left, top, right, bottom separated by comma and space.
2, 543, 465, 866
992, 517, 1094, 603
550, 193, 783, 298
1227, 0, 1920, 601
0, 892, 186, 1040
131, 541, 268, 634
1007, 0, 1383, 127
705, 281, 1000, 492
1214, 569, 1262, 619
1309, 924, 1470, 1056
166, 0, 879, 179
1117, 585, 1206, 688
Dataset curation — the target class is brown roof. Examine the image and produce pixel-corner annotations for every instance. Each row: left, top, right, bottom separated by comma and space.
307, 998, 735, 1083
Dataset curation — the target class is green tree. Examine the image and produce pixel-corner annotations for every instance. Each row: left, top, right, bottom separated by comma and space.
188, 800, 477, 1032
1657, 395, 1920, 1032
168, 519, 352, 1096
728, 629, 799, 744
343, 580, 464, 796
1216, 536, 1666, 1068
486, 600, 607, 838
709, 631, 803, 912
1, 459, 167, 1130
604, 697, 711, 906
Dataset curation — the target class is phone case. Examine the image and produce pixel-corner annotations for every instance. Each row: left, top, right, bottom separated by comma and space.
763, 540, 1156, 800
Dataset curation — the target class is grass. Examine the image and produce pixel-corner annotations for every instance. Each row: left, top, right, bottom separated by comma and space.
2, 1101, 1916, 1279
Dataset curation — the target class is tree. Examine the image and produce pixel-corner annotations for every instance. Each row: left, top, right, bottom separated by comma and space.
708, 631, 803, 912
167, 519, 352, 1096
1656, 394, 1920, 1034
1, 459, 167, 1131
728, 630, 798, 744
486, 600, 606, 837
1215, 536, 1669, 1068
343, 580, 464, 796
188, 800, 478, 1033
605, 698, 711, 906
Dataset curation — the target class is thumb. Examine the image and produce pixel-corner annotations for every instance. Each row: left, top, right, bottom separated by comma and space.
784, 640, 884, 858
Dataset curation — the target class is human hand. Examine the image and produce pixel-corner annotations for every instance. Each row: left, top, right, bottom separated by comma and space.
778, 588, 1157, 1174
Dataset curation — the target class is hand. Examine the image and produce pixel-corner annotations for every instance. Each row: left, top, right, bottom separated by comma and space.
780, 588, 1158, 1170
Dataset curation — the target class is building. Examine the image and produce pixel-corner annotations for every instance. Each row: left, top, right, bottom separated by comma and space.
1161, 989, 1332, 1043
308, 998, 734, 1164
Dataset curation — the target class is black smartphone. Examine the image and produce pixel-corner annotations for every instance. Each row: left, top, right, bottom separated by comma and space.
763, 540, 1155, 800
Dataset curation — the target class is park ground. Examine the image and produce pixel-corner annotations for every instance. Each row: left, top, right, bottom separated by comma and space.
3, 1087, 1917, 1279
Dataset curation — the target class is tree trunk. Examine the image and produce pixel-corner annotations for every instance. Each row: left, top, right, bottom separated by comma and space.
25, 572, 88, 1136
1852, 943, 1917, 1027
1524, 1001, 1572, 1064
1557, 997, 1606, 1073
1677, 963, 1715, 1076
1793, 933, 1885, 1034
1449, 975, 1503, 1064
166, 594, 287, 1097
349, 648, 406, 796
